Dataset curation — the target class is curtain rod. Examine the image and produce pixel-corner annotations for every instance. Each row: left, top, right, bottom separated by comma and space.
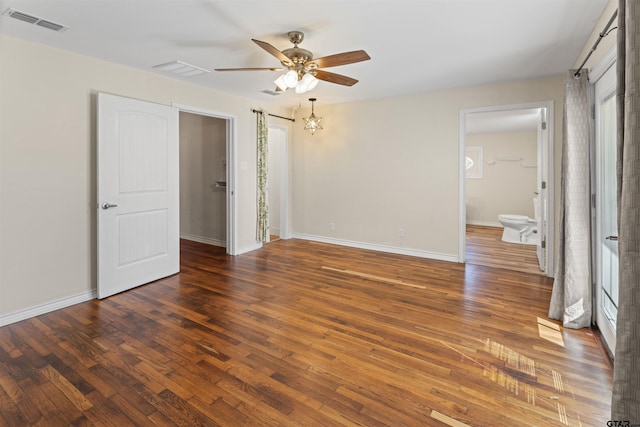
251, 109, 295, 122
574, 9, 618, 78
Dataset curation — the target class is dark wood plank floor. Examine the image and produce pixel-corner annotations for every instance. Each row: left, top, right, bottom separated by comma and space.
0, 239, 612, 426
466, 225, 544, 276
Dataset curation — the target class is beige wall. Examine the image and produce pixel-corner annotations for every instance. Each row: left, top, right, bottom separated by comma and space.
0, 34, 292, 319
291, 76, 564, 259
179, 112, 227, 245
466, 131, 538, 225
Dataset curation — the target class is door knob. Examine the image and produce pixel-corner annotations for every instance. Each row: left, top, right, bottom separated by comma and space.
101, 203, 118, 209
605, 235, 618, 241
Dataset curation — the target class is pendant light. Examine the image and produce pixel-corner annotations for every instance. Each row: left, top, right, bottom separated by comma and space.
303, 98, 323, 135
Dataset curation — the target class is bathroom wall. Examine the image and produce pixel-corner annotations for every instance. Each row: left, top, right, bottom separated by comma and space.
466, 130, 538, 226
179, 112, 227, 246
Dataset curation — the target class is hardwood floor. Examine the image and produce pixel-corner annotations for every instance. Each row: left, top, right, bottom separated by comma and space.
466, 225, 544, 276
0, 239, 612, 426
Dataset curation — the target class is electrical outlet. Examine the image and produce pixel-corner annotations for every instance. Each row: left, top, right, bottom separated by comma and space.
329, 222, 335, 231
398, 228, 405, 238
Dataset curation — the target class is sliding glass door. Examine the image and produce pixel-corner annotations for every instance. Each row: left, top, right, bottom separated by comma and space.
594, 63, 618, 354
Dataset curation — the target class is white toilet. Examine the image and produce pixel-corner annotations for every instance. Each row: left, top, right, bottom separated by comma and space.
498, 197, 540, 245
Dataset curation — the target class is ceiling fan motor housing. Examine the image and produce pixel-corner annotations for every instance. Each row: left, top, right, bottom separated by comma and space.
281, 46, 314, 78
287, 31, 304, 45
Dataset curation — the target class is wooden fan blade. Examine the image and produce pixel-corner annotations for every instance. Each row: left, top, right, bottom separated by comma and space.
215, 67, 284, 71
313, 70, 359, 86
307, 50, 370, 68
252, 39, 293, 66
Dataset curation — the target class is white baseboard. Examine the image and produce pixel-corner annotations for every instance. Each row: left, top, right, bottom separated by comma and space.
235, 242, 263, 255
466, 220, 502, 228
181, 233, 263, 256
180, 233, 226, 248
291, 233, 459, 263
0, 289, 97, 327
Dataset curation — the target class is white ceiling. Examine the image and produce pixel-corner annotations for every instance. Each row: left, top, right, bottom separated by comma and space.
0, 0, 608, 109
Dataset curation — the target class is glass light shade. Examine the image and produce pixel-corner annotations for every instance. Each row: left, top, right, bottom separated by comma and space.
296, 73, 318, 94
303, 98, 323, 135
303, 113, 322, 135
305, 74, 319, 91
284, 70, 298, 88
305, 115, 321, 135
274, 74, 288, 91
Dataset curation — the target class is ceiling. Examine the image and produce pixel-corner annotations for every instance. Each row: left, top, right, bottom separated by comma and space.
0, 0, 608, 109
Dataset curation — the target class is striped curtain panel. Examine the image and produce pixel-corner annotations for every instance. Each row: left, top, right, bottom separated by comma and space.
547, 70, 592, 329
612, 0, 640, 421
256, 111, 269, 242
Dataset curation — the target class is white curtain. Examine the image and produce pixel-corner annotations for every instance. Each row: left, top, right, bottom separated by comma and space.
548, 70, 592, 329
256, 111, 269, 242
612, 0, 640, 420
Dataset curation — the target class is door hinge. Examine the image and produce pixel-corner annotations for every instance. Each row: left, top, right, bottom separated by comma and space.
592, 193, 596, 208
541, 121, 547, 130
591, 104, 596, 120
541, 240, 546, 249
541, 181, 546, 189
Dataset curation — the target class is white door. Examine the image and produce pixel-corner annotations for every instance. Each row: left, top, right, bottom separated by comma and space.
536, 108, 548, 272
594, 64, 618, 353
97, 93, 180, 299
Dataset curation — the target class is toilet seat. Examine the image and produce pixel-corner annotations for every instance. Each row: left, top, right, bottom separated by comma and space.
498, 197, 540, 246
498, 213, 538, 245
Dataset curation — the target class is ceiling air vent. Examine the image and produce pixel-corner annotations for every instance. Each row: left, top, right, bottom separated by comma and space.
262, 90, 282, 96
2, 8, 69, 32
36, 19, 66, 32
153, 61, 210, 77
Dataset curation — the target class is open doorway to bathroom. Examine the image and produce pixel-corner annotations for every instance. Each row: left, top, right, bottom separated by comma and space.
459, 102, 554, 276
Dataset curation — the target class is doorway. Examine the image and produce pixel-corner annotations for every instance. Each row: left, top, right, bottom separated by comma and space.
267, 125, 290, 243
174, 103, 237, 255
459, 102, 554, 276
179, 112, 228, 248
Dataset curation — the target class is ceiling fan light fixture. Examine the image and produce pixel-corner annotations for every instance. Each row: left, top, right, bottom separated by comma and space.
216, 31, 370, 93
284, 70, 298, 88
274, 74, 289, 91
297, 73, 318, 93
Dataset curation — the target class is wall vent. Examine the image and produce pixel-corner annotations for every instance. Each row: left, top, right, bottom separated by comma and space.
2, 8, 69, 32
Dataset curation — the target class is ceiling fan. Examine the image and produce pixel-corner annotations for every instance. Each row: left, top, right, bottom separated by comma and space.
215, 31, 370, 94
